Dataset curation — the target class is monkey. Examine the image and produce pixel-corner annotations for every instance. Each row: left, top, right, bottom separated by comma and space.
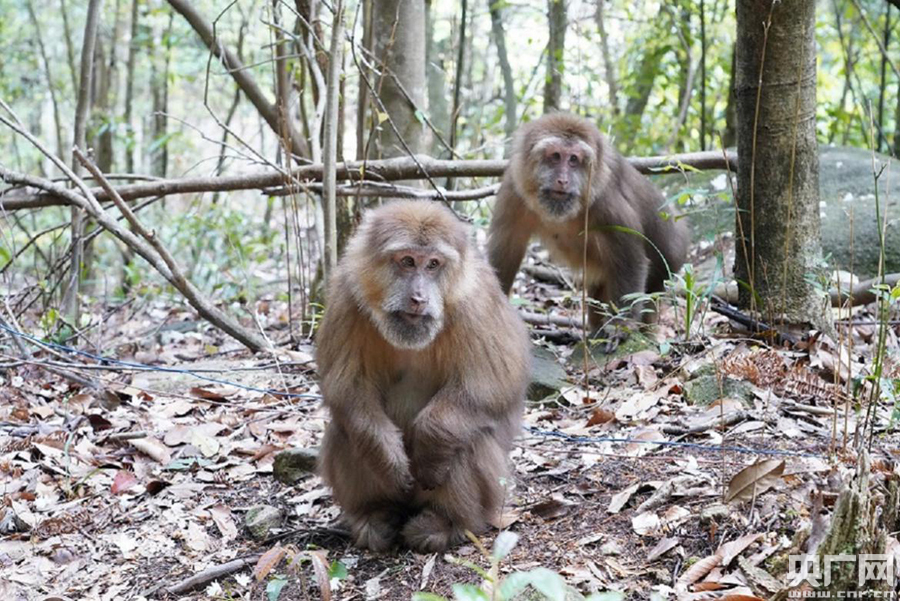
487, 112, 689, 348
315, 200, 531, 553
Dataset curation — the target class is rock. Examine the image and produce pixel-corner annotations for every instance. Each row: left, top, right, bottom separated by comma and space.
699, 503, 730, 523
569, 331, 657, 365
683, 375, 752, 406
273, 447, 319, 484
529, 347, 569, 401
657, 145, 900, 277
244, 505, 283, 540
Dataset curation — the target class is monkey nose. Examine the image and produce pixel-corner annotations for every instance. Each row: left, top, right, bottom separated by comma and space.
409, 295, 427, 311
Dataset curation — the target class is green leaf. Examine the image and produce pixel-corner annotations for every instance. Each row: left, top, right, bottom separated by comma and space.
451, 584, 489, 601
413, 593, 450, 601
266, 576, 288, 601
414, 109, 426, 124
491, 531, 519, 561
526, 568, 566, 601
328, 560, 348, 580
498, 571, 532, 599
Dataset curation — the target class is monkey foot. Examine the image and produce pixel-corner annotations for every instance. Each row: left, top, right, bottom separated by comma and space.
401, 509, 464, 553
347, 509, 404, 552
591, 326, 630, 354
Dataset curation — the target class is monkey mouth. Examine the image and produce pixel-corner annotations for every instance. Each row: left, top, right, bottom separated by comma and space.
380, 311, 441, 350
538, 190, 578, 218
399, 311, 427, 324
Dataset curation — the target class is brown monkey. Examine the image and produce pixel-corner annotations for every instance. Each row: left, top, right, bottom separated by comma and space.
488, 113, 689, 344
316, 201, 531, 553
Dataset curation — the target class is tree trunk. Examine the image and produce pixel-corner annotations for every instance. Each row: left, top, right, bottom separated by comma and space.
150, 11, 173, 177
489, 0, 517, 149
448, 0, 467, 162
699, 0, 707, 150
63, 0, 103, 325
877, 4, 891, 153
734, 0, 828, 330
356, 0, 374, 159
25, 0, 65, 163
322, 0, 344, 281
594, 0, 618, 116
425, 0, 450, 155
895, 77, 900, 156
124, 0, 140, 173
59, 0, 79, 93
544, 0, 567, 113
722, 44, 736, 148
372, 0, 426, 159
94, 0, 123, 173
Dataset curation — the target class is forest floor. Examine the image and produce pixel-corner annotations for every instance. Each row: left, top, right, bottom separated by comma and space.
1, 245, 900, 601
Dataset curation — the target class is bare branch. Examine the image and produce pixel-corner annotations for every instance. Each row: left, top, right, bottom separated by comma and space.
0, 150, 738, 210
166, 0, 310, 158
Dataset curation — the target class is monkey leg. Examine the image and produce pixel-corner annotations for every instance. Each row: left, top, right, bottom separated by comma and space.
319, 423, 412, 552
402, 435, 509, 552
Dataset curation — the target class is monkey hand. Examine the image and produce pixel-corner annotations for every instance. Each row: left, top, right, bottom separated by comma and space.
384, 443, 416, 494
409, 433, 455, 490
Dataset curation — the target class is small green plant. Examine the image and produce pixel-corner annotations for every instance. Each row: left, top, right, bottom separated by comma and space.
413, 531, 624, 601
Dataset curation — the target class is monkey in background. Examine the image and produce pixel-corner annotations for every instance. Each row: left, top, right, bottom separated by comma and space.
487, 112, 689, 347
316, 201, 531, 553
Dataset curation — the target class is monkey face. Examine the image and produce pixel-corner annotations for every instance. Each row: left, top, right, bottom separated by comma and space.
530, 138, 593, 222
372, 248, 448, 350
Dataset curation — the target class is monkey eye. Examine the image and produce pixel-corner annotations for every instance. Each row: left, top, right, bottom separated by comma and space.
399, 256, 416, 268
426, 258, 441, 270
550, 152, 561, 162
568, 155, 579, 166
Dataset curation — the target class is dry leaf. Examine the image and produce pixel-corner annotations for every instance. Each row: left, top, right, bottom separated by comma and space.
209, 504, 238, 541
310, 550, 332, 601
608, 482, 643, 514
254, 544, 287, 582
631, 511, 660, 536
111, 470, 138, 495
725, 460, 784, 503
675, 554, 721, 592
718, 533, 761, 567
130, 437, 172, 464
647, 537, 679, 562
586, 407, 615, 426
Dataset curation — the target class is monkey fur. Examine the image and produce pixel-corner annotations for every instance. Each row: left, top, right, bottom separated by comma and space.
316, 201, 531, 553
487, 112, 689, 342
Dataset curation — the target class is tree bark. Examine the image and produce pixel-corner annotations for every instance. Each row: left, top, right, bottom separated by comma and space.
545, 0, 567, 113
372, 0, 426, 158
489, 0, 517, 149
594, 0, 618, 116
734, 0, 828, 329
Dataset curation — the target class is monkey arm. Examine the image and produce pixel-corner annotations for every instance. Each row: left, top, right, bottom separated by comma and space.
487, 180, 535, 294
409, 302, 529, 490
321, 372, 414, 493
316, 277, 413, 493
